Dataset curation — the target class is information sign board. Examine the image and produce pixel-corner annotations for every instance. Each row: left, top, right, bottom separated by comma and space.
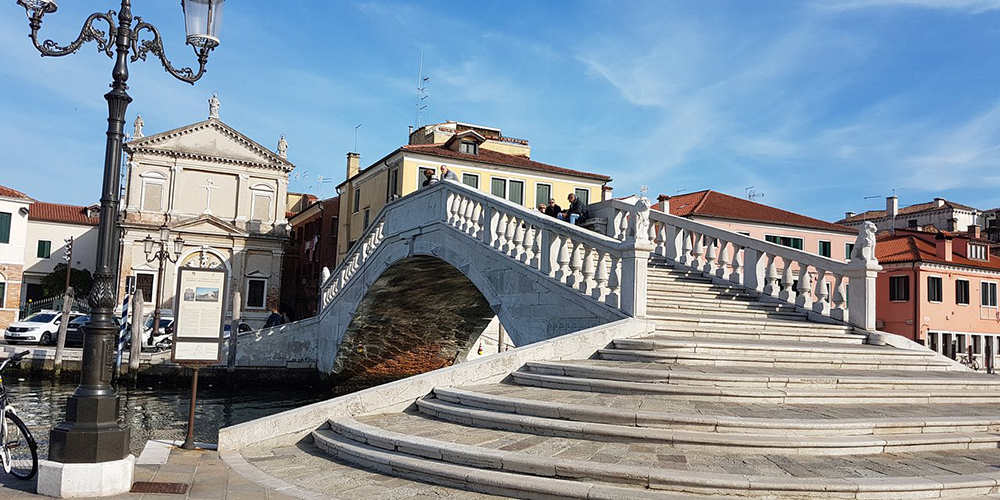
171, 266, 228, 364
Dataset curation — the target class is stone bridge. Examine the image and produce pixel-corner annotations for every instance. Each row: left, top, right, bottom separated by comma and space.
234, 180, 881, 377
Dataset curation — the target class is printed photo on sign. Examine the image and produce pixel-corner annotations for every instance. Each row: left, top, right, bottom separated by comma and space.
183, 288, 196, 301
195, 287, 219, 302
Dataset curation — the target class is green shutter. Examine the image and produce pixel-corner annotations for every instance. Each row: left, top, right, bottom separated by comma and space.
37, 240, 51, 258
0, 212, 10, 244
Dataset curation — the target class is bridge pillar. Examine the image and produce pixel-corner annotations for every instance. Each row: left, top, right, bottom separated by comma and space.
618, 240, 654, 318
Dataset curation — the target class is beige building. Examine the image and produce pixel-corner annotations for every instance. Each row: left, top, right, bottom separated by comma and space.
336, 121, 612, 261
21, 202, 100, 304
0, 186, 32, 328
120, 100, 294, 327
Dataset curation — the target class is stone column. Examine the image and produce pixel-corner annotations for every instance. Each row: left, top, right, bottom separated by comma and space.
618, 239, 654, 318
168, 161, 182, 218
235, 174, 249, 229
845, 221, 881, 331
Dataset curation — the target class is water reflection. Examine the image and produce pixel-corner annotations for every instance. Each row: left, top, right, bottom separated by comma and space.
9, 379, 329, 458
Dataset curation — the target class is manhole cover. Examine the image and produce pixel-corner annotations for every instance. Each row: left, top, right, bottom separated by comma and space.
130, 482, 189, 494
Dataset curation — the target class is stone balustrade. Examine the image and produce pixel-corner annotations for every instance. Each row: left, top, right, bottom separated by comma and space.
592, 198, 881, 330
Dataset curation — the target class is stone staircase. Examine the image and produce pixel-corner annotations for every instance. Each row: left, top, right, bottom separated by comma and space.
239, 263, 1000, 500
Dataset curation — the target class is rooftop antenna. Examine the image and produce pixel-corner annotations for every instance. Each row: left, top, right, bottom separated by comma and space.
745, 186, 764, 202
354, 124, 362, 152
415, 51, 429, 128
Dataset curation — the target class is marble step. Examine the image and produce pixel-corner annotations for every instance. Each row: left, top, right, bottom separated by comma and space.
599, 348, 954, 371
322, 417, 1000, 499
511, 371, 1000, 403
652, 324, 865, 344
433, 386, 1000, 436
416, 396, 1000, 455
612, 337, 932, 360
648, 312, 852, 331
525, 360, 998, 391
647, 305, 807, 320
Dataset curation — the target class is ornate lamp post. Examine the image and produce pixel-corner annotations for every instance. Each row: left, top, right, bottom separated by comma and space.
143, 226, 184, 348
16, 0, 223, 496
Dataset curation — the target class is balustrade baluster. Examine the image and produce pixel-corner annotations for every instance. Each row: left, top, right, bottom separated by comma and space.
495, 212, 508, 251
504, 216, 518, 255
655, 224, 667, 258
729, 244, 743, 284
456, 197, 469, 230
763, 255, 779, 297
473, 203, 485, 240
813, 269, 830, 315
679, 229, 693, 266
618, 211, 629, 240
592, 251, 609, 301
512, 220, 526, 260
796, 264, 813, 309
831, 275, 848, 321
715, 241, 730, 279
606, 254, 621, 307
446, 192, 458, 224
542, 230, 558, 277
691, 233, 705, 269
566, 242, 584, 287
521, 224, 535, 264
779, 262, 796, 302
555, 237, 572, 282
580, 247, 596, 294
665, 224, 681, 261
462, 199, 475, 234
529, 225, 542, 269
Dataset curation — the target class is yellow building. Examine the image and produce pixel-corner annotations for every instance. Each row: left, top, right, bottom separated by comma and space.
336, 121, 612, 262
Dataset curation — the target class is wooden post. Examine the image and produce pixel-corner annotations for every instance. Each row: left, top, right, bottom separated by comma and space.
181, 366, 200, 450
227, 292, 241, 373
128, 289, 145, 382
53, 287, 74, 378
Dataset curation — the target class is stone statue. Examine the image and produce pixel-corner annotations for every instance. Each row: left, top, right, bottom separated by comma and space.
277, 135, 288, 159
321, 266, 331, 284
133, 114, 144, 138
851, 221, 878, 264
634, 195, 652, 242
208, 92, 220, 119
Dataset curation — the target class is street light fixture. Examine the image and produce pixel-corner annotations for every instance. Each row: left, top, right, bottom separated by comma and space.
144, 226, 184, 357
17, 0, 222, 494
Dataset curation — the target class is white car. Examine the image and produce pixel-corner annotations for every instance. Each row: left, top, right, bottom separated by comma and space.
4, 311, 83, 346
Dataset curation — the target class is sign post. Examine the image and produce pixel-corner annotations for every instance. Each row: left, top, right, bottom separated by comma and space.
171, 266, 228, 450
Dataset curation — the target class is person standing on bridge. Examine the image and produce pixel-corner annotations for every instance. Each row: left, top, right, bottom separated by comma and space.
264, 307, 284, 328
440, 165, 458, 182
421, 168, 437, 188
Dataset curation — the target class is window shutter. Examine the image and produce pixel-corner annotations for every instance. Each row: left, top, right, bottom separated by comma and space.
0, 212, 10, 244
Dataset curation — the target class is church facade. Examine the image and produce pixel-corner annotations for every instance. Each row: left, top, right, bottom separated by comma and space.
120, 98, 293, 328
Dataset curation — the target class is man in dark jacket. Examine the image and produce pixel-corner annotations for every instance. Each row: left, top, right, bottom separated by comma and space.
264, 307, 284, 328
544, 198, 562, 218
565, 193, 585, 224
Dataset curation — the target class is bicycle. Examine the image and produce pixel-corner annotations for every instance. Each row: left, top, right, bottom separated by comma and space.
959, 353, 981, 371
0, 351, 37, 480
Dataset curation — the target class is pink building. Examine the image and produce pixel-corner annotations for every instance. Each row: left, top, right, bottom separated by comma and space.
657, 190, 857, 261
875, 229, 1000, 365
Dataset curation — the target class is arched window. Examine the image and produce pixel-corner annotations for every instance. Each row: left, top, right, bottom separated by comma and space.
0, 272, 7, 310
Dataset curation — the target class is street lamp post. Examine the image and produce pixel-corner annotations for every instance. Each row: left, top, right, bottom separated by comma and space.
143, 226, 184, 348
17, 0, 223, 496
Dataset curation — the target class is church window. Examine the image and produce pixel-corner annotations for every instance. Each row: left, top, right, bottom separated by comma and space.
140, 171, 167, 212
250, 184, 275, 223
246, 278, 267, 309
135, 273, 154, 302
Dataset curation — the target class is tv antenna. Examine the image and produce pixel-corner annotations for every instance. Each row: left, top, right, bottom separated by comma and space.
353, 124, 362, 152
415, 51, 430, 128
745, 186, 764, 202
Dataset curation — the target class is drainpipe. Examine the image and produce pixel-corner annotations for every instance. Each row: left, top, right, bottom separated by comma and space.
912, 264, 920, 344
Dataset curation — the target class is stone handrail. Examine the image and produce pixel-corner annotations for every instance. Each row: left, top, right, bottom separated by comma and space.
595, 198, 880, 330
319, 180, 651, 318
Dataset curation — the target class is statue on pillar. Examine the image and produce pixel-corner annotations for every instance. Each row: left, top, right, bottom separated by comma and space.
208, 92, 220, 119
851, 221, 878, 265
133, 114, 144, 138
278, 135, 288, 159
634, 186, 652, 242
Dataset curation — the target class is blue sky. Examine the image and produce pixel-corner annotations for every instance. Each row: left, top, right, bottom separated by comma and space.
2, 0, 998, 221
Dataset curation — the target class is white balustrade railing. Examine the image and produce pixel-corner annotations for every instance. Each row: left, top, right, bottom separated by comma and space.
318, 181, 651, 317
593, 198, 881, 330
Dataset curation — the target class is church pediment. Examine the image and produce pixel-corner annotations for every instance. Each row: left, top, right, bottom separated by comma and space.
170, 214, 248, 237
126, 119, 294, 172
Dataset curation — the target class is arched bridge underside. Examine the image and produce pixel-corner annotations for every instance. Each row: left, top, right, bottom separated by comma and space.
236, 186, 628, 374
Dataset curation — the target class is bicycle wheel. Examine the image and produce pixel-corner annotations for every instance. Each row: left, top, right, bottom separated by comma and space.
4, 411, 37, 480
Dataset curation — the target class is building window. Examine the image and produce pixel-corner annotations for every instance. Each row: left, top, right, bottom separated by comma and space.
765, 235, 804, 250
386, 167, 401, 202
353, 188, 360, 213
818, 241, 831, 258
135, 273, 154, 302
246, 279, 267, 309
509, 180, 525, 206
141, 181, 164, 212
983, 281, 998, 308
363, 208, 370, 229
736, 231, 751, 236
969, 243, 988, 261
491, 178, 507, 199
956, 279, 970, 305
908, 219, 918, 228
927, 276, 943, 303
535, 183, 552, 207
37, 240, 51, 259
459, 141, 478, 155
331, 217, 338, 237
0, 279, 5, 308
574, 188, 590, 206
462, 173, 479, 189
889, 276, 909, 302
845, 242, 855, 260
0, 212, 10, 244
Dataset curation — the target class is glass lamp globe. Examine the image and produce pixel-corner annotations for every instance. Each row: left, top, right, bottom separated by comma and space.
181, 0, 224, 49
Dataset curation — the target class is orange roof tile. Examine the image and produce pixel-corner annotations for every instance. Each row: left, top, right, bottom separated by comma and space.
400, 144, 611, 182
0, 185, 30, 200
29, 202, 99, 226
839, 199, 977, 224
876, 230, 1000, 271
661, 190, 856, 234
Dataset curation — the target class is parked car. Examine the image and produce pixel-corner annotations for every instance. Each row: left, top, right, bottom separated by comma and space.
165, 322, 251, 338
64, 315, 122, 347
4, 311, 83, 345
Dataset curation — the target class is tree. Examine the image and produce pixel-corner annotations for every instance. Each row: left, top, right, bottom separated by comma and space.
41, 263, 93, 298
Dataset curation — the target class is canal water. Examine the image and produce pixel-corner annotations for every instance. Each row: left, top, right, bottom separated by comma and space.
7, 378, 332, 458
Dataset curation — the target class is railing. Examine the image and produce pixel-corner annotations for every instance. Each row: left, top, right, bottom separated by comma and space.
318, 181, 651, 317
19, 294, 91, 318
594, 198, 880, 330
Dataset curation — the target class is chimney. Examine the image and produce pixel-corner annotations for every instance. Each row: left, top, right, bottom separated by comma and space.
845, 211, 856, 219
346, 152, 360, 180
601, 185, 613, 202
935, 233, 953, 261
948, 218, 958, 232
886, 196, 898, 217
934, 197, 945, 208
969, 224, 982, 239
657, 194, 670, 213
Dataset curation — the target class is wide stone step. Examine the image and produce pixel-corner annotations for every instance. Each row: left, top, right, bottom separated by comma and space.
649, 312, 854, 331
416, 396, 1000, 455
512, 371, 1000, 403
647, 305, 807, 320
599, 348, 954, 371
653, 324, 865, 344
647, 298, 802, 312
613, 337, 933, 359
647, 294, 794, 308
323, 416, 1000, 499
433, 386, 1000, 436
525, 360, 997, 391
